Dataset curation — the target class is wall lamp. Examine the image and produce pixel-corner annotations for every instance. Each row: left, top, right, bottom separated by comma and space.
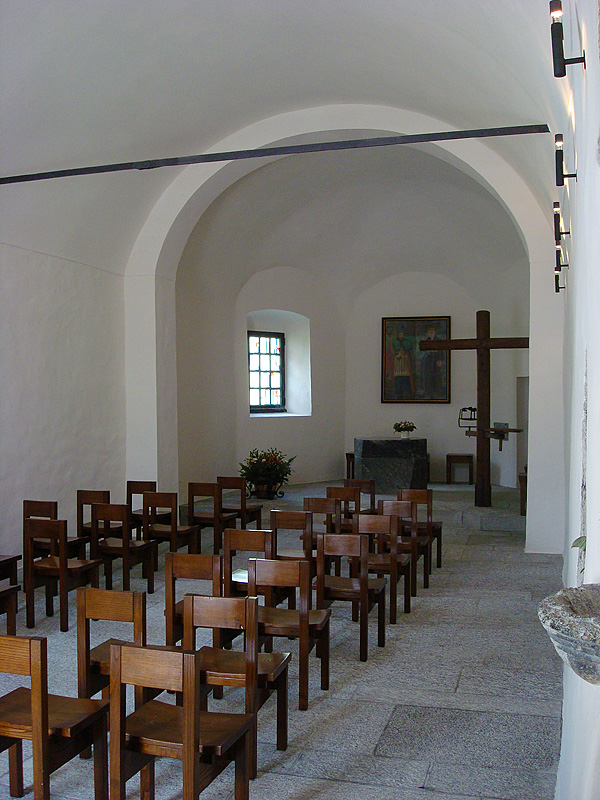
555, 272, 565, 293
550, 1, 586, 77
555, 134, 576, 186
555, 249, 568, 272
553, 202, 570, 244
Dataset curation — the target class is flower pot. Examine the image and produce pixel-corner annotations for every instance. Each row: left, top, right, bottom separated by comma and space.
251, 483, 283, 500
400, 431, 410, 439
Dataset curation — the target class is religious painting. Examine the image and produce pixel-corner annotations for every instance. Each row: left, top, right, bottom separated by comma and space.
381, 316, 451, 403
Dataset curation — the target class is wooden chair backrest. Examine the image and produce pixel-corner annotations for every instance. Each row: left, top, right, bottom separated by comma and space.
0, 635, 49, 747
164, 552, 222, 646
142, 491, 178, 532
77, 587, 146, 700
377, 499, 417, 535
23, 500, 58, 525
326, 486, 361, 520
270, 510, 313, 557
126, 480, 156, 510
316, 533, 369, 604
217, 476, 248, 511
352, 513, 397, 555
187, 481, 222, 523
223, 528, 276, 595
24, 517, 67, 562
248, 557, 310, 613
302, 497, 342, 536
90, 502, 130, 557
344, 479, 376, 511
398, 488, 433, 520
77, 490, 110, 537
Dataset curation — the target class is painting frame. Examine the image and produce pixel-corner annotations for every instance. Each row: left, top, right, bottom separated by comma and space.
381, 316, 451, 404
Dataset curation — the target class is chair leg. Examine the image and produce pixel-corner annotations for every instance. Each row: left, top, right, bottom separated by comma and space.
359, 597, 368, 662
298, 632, 309, 710
8, 741, 23, 798
436, 533, 442, 568
410, 550, 418, 597
45, 581, 54, 617
146, 552, 154, 594
320, 624, 330, 691
275, 671, 288, 751
377, 591, 385, 648
140, 761, 155, 800
403, 565, 411, 614
59, 579, 69, 632
26, 576, 35, 628
234, 730, 250, 800
105, 561, 113, 591
92, 715, 108, 800
389, 572, 397, 625
423, 548, 430, 589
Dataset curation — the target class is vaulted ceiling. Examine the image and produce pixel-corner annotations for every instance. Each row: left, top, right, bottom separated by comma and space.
1, 1, 567, 272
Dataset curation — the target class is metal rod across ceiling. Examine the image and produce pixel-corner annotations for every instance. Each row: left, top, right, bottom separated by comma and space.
0, 123, 549, 185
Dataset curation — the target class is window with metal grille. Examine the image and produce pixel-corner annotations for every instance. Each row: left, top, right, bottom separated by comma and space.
248, 331, 286, 412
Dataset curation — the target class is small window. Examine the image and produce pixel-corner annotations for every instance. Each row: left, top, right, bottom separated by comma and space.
248, 331, 286, 412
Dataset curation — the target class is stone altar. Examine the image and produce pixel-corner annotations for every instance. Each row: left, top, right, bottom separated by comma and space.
354, 437, 428, 493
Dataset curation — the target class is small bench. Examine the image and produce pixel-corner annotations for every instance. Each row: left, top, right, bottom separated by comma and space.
446, 454, 474, 484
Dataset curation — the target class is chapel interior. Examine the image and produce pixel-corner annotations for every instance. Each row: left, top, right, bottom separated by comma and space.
0, 2, 599, 799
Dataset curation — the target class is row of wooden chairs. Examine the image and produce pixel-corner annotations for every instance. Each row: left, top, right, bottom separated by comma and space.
0, 625, 252, 800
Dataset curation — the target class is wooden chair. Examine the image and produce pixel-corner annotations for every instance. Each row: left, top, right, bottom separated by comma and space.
142, 491, 200, 569
223, 528, 277, 598
271, 509, 314, 564
217, 476, 263, 529
182, 594, 290, 780
24, 499, 87, 560
398, 488, 443, 568
315, 533, 386, 662
344, 478, 377, 514
77, 587, 146, 706
24, 518, 102, 632
0, 634, 108, 800
326, 486, 361, 532
187, 482, 238, 554
164, 552, 222, 648
0, 584, 19, 635
90, 502, 156, 592
109, 643, 252, 800
126, 480, 171, 540
378, 499, 431, 596
248, 558, 330, 710
353, 513, 411, 621
77, 489, 122, 543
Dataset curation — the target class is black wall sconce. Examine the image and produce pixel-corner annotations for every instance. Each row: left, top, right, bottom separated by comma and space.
555, 134, 576, 186
550, 1, 586, 77
555, 272, 565, 292
553, 202, 570, 244
555, 247, 568, 291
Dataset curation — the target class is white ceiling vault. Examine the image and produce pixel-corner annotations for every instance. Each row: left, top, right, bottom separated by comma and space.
0, 1, 566, 272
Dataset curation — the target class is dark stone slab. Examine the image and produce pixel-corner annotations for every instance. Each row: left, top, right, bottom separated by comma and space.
355, 437, 428, 492
375, 705, 561, 770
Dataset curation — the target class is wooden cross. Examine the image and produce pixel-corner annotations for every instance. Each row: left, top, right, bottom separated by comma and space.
419, 310, 528, 507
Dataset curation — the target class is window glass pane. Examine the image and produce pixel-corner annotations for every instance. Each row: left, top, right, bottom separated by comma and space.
249, 354, 260, 371
260, 337, 269, 353
260, 389, 270, 404
271, 372, 280, 388
271, 337, 281, 354
249, 388, 260, 405
260, 354, 270, 371
272, 389, 281, 404
271, 355, 280, 371
249, 336, 260, 353
260, 372, 270, 387
249, 372, 259, 388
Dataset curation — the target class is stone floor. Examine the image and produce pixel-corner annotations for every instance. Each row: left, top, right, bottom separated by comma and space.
0, 482, 564, 800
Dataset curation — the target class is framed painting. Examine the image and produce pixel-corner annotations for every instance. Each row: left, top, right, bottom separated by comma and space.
381, 316, 451, 403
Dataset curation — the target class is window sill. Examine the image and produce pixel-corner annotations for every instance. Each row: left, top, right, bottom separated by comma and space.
249, 412, 311, 418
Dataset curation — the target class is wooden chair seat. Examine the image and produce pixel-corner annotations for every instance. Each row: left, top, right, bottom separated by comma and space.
124, 700, 252, 757
197, 646, 290, 684
89, 637, 131, 676
0, 554, 22, 585
0, 686, 108, 737
32, 535, 89, 559
319, 574, 387, 596
33, 554, 103, 574
258, 605, 330, 632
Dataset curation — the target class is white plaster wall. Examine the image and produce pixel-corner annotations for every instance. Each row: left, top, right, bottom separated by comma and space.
554, 2, 600, 798
0, 243, 126, 552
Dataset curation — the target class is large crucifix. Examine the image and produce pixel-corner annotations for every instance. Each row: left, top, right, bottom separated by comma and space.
420, 310, 529, 507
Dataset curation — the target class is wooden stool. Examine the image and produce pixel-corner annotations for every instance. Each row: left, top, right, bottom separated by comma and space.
446, 454, 474, 484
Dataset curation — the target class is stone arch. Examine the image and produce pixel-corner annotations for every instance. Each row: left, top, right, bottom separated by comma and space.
124, 103, 560, 551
